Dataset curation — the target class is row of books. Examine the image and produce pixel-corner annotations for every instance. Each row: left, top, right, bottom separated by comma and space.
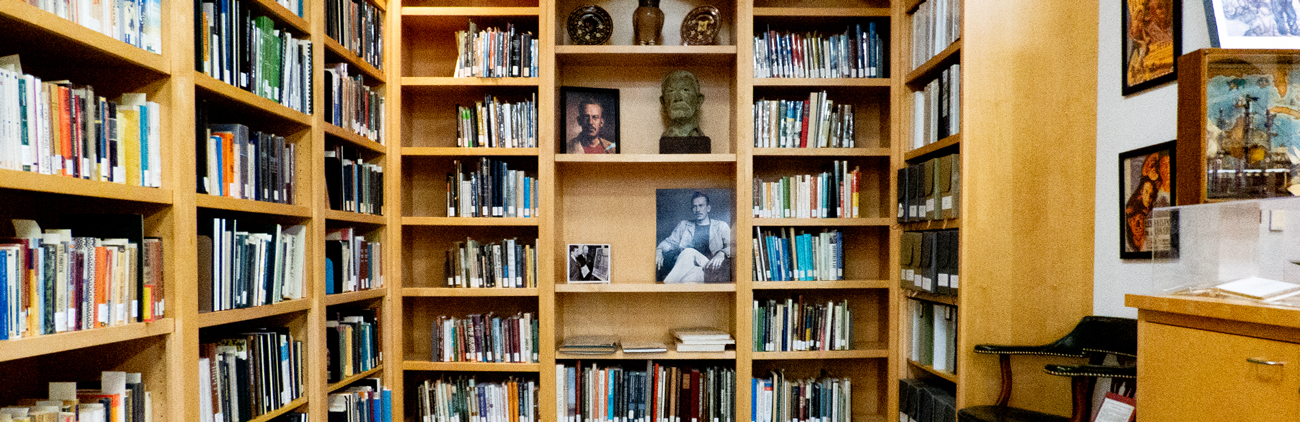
325, 0, 383, 70
446, 158, 539, 218
324, 63, 384, 143
752, 228, 844, 283
326, 228, 382, 295
753, 25, 884, 79
326, 309, 381, 383
752, 162, 862, 219
899, 378, 955, 422
197, 218, 307, 313
197, 0, 314, 114
751, 373, 851, 422
900, 230, 959, 297
911, 64, 960, 150
6, 372, 150, 422
24, 0, 162, 53
456, 94, 538, 149
325, 144, 383, 215
910, 0, 961, 70
415, 376, 540, 422
753, 94, 856, 149
198, 330, 305, 422
0, 217, 163, 340
898, 153, 960, 222
453, 21, 538, 79
431, 312, 540, 363
0, 69, 162, 187
909, 300, 957, 374
443, 238, 537, 289
555, 363, 736, 422
328, 381, 393, 422
753, 298, 853, 352
197, 119, 298, 204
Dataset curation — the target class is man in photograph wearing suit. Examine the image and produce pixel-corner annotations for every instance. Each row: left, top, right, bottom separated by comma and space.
656, 191, 731, 283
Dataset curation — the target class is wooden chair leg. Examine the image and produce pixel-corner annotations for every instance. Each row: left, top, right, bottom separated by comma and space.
1069, 376, 1092, 422
996, 354, 1012, 407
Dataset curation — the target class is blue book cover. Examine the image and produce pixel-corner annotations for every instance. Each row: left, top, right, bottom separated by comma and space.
325, 258, 335, 294
0, 250, 8, 340
382, 389, 393, 422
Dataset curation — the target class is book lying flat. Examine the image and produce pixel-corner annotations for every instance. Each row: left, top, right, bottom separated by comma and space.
1216, 277, 1300, 300
675, 342, 728, 353
671, 327, 732, 342
621, 341, 668, 353
559, 335, 619, 354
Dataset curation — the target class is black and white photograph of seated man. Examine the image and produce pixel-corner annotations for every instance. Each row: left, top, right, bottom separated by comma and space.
655, 188, 733, 283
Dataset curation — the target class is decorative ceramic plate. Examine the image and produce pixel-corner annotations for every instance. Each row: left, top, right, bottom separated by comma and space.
567, 5, 613, 45
681, 6, 721, 45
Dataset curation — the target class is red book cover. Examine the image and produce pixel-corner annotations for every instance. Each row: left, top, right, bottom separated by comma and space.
799, 99, 810, 148
690, 369, 700, 422
57, 85, 71, 176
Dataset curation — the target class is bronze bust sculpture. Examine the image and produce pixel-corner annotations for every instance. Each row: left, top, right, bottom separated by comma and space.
659, 70, 710, 153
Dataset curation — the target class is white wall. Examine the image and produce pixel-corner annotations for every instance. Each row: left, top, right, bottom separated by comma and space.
1094, 1, 1211, 317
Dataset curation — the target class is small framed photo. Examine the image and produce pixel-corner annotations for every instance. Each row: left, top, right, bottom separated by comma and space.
1122, 0, 1180, 95
1119, 141, 1176, 259
1205, 0, 1300, 48
567, 244, 611, 283
561, 87, 619, 154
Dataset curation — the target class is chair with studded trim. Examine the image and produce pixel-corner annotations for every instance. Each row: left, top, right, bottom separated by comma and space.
956, 316, 1137, 422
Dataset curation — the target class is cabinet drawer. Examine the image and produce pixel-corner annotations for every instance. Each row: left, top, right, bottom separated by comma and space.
1138, 322, 1300, 421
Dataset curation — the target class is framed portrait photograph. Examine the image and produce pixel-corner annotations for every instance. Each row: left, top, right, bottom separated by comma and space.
1123, 0, 1180, 95
567, 244, 611, 283
1119, 141, 1176, 259
561, 86, 619, 154
655, 188, 734, 283
1205, 0, 1300, 48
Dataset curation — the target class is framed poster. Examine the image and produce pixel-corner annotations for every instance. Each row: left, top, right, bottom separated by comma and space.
1120, 141, 1176, 259
1123, 0, 1181, 95
1205, 0, 1300, 48
654, 188, 733, 283
561, 86, 619, 154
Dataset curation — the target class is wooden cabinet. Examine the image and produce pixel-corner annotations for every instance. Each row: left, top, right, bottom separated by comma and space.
1129, 294, 1300, 421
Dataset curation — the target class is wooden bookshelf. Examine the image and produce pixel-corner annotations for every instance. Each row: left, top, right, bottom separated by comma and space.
403, 287, 540, 297
324, 209, 387, 225
246, 0, 312, 34
324, 123, 387, 155
751, 347, 889, 360
404, 361, 542, 372
327, 365, 386, 392
751, 279, 891, 290
0, 170, 174, 204
0, 319, 175, 363
905, 39, 962, 88
901, 218, 961, 231
751, 7, 891, 17
246, 398, 309, 422
555, 45, 738, 66
754, 147, 892, 157
195, 194, 314, 218
402, 217, 539, 226
905, 290, 959, 307
554, 154, 737, 163
194, 73, 315, 127
752, 78, 892, 87
752, 217, 893, 227
402, 77, 541, 87
325, 37, 387, 83
402, 147, 540, 156
400, 6, 541, 16
904, 133, 961, 162
907, 360, 957, 383
325, 288, 389, 306
196, 299, 313, 328
554, 283, 737, 293
554, 350, 738, 360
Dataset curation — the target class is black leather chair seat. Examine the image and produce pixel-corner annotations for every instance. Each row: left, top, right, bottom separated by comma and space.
958, 405, 1070, 422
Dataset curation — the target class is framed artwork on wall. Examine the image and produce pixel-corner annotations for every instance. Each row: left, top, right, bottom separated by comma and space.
1123, 0, 1181, 95
561, 86, 620, 154
1205, 0, 1300, 48
1119, 141, 1177, 259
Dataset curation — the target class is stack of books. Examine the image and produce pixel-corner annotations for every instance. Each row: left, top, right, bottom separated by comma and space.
672, 328, 734, 353
558, 335, 618, 355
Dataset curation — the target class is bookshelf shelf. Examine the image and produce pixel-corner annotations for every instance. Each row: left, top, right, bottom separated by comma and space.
400, 6, 541, 17
325, 288, 389, 306
555, 283, 737, 293
905, 290, 959, 307
555, 45, 737, 66
907, 360, 957, 383
402, 217, 539, 226
325, 37, 387, 84
751, 78, 891, 87
324, 209, 387, 226
905, 39, 962, 88
0, 170, 173, 204
900, 218, 961, 231
904, 133, 961, 162
555, 154, 737, 164
325, 122, 387, 154
404, 287, 539, 297
246, 397, 309, 422
402, 77, 540, 88
194, 73, 314, 127
402, 147, 539, 157
751, 279, 890, 290
751, 347, 888, 360
904, 0, 926, 13
195, 194, 314, 218
404, 361, 542, 372
753, 148, 891, 157
196, 299, 313, 328
0, 318, 174, 363
327, 365, 385, 393
752, 7, 891, 17
555, 350, 737, 360
751, 217, 892, 227
248, 0, 311, 35
0, 2, 168, 75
